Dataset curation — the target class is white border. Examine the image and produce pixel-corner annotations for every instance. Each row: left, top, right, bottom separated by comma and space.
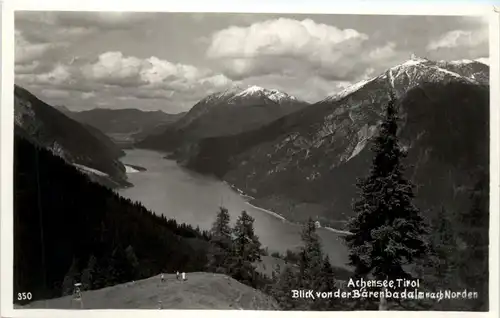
1, 1, 499, 318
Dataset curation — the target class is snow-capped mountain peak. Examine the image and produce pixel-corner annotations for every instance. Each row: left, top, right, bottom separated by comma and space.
234, 85, 266, 98
267, 88, 297, 103
323, 57, 486, 103
448, 59, 475, 65
229, 85, 299, 104
243, 85, 265, 94
323, 78, 374, 103
400, 58, 426, 67
200, 85, 242, 103
196, 85, 301, 109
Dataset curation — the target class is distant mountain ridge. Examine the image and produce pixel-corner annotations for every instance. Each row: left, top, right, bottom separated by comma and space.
183, 58, 489, 227
14, 85, 130, 187
135, 85, 310, 158
323, 57, 488, 103
64, 108, 186, 146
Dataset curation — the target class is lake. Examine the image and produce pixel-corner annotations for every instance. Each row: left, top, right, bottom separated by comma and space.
118, 149, 350, 269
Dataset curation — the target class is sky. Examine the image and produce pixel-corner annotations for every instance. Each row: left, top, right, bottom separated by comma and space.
14, 12, 489, 113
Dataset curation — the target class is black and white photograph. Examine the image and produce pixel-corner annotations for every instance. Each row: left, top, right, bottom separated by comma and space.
3, 2, 497, 314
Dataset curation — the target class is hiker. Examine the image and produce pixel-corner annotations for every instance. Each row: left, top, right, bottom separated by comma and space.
160, 273, 165, 283
176, 271, 180, 280
181, 272, 186, 281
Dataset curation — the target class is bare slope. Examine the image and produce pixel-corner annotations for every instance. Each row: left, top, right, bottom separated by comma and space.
22, 273, 280, 310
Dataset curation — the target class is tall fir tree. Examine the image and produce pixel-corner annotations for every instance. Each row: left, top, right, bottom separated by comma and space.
91, 256, 112, 290
108, 245, 131, 285
298, 218, 324, 291
125, 245, 140, 280
206, 207, 233, 273
289, 218, 326, 310
274, 265, 299, 310
81, 255, 97, 291
61, 257, 79, 296
312, 255, 339, 310
230, 211, 263, 286
344, 92, 429, 310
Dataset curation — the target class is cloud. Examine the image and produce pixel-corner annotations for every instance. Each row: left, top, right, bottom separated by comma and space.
15, 11, 148, 66
40, 89, 71, 99
205, 18, 411, 85
15, 61, 41, 74
15, 30, 65, 64
81, 92, 96, 100
79, 52, 233, 93
16, 11, 150, 31
427, 29, 488, 51
368, 42, 397, 60
206, 18, 371, 80
15, 13, 491, 112
81, 52, 148, 87
16, 51, 234, 111
16, 63, 72, 86
56, 12, 151, 29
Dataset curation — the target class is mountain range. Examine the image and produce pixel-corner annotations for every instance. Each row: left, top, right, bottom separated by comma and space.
60, 108, 186, 146
14, 85, 130, 187
12, 55, 490, 310
135, 85, 310, 158
170, 57, 489, 227
13, 57, 489, 227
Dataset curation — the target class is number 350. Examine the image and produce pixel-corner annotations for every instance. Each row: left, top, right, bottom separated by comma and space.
17, 292, 32, 301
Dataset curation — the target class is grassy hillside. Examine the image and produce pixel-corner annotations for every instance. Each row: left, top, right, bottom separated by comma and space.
20, 273, 280, 310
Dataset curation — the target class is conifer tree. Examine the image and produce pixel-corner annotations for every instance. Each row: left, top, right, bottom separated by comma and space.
61, 257, 79, 296
274, 265, 299, 310
125, 245, 140, 280
344, 92, 429, 310
298, 218, 324, 291
91, 257, 112, 289
231, 211, 263, 286
271, 263, 281, 283
233, 211, 262, 262
108, 245, 133, 285
312, 255, 338, 310
81, 255, 97, 291
207, 207, 233, 273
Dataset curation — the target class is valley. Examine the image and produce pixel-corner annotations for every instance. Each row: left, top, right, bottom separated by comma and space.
133, 57, 490, 229
12, 55, 490, 311
116, 148, 350, 269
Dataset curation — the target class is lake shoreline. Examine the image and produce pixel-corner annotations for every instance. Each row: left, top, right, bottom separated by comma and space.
222, 181, 352, 236
119, 148, 351, 270
126, 149, 352, 235
245, 202, 286, 221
